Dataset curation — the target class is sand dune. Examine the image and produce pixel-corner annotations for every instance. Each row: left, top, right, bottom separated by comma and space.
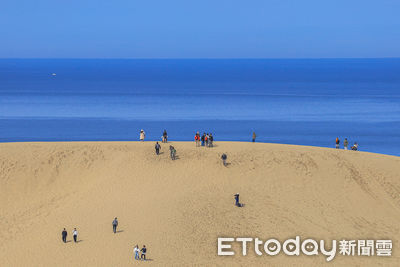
1, 141, 400, 266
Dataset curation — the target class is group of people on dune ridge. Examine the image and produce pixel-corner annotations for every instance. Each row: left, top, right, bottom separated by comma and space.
335, 137, 358, 150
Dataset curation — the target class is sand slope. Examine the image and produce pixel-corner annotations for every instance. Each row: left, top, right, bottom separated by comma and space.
0, 141, 400, 266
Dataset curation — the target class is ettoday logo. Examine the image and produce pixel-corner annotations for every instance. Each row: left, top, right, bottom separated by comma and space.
218, 237, 392, 262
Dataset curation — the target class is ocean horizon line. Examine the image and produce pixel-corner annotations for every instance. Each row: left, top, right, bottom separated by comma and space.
1, 57, 400, 60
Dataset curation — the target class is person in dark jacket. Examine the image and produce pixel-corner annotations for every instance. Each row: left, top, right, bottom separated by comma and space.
221, 153, 227, 166
141, 245, 147, 260
335, 137, 340, 149
162, 130, 168, 143
155, 142, 161, 155
208, 133, 214, 147
201, 133, 205, 146
112, 217, 118, 233
62, 228, 68, 243
234, 193, 240, 206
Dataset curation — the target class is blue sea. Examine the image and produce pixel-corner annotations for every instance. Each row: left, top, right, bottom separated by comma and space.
0, 59, 399, 156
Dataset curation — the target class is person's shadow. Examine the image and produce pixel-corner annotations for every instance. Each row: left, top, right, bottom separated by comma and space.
116, 230, 124, 233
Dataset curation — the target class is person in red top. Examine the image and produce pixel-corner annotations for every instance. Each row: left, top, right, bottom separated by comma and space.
335, 137, 340, 149
194, 132, 200, 147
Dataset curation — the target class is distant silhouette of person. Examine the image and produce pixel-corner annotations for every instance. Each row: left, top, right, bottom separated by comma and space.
134, 245, 140, 260
162, 130, 168, 143
141, 245, 147, 260
351, 142, 358, 151
73, 228, 78, 243
62, 228, 67, 243
252, 132, 256, 142
140, 130, 146, 141
201, 133, 205, 146
112, 217, 118, 233
335, 137, 340, 149
195, 132, 200, 147
234, 193, 243, 207
169, 145, 176, 160
234, 193, 240, 206
221, 153, 227, 166
208, 133, 214, 147
343, 138, 349, 150
155, 142, 161, 155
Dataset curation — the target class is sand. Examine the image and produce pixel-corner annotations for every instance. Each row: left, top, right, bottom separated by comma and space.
1, 141, 400, 266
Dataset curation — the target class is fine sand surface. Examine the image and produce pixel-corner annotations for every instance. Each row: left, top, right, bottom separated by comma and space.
1, 141, 400, 266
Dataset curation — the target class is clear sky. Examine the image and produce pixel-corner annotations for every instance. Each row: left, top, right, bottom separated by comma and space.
1, 0, 399, 58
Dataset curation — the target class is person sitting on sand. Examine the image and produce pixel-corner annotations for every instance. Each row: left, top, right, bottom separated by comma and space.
335, 137, 340, 149
73, 228, 78, 243
140, 130, 146, 141
62, 228, 67, 243
343, 138, 349, 150
195, 132, 200, 147
134, 245, 140, 260
112, 217, 118, 233
155, 142, 161, 155
221, 153, 227, 166
351, 142, 358, 151
162, 130, 168, 143
141, 245, 147, 260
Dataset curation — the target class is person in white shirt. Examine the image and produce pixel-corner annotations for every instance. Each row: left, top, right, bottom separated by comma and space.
134, 245, 140, 260
140, 130, 146, 141
73, 228, 78, 243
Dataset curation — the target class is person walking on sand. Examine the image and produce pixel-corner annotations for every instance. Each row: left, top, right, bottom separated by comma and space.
335, 137, 340, 149
140, 130, 145, 141
141, 245, 147, 260
234, 193, 240, 207
73, 228, 78, 243
112, 217, 118, 233
343, 138, 349, 150
221, 153, 227, 166
169, 145, 176, 160
134, 245, 140, 260
62, 228, 67, 243
155, 142, 161, 155
252, 132, 256, 142
195, 132, 200, 147
162, 130, 168, 143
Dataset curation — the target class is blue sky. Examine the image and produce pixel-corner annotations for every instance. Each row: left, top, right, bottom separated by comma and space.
1, 0, 399, 58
